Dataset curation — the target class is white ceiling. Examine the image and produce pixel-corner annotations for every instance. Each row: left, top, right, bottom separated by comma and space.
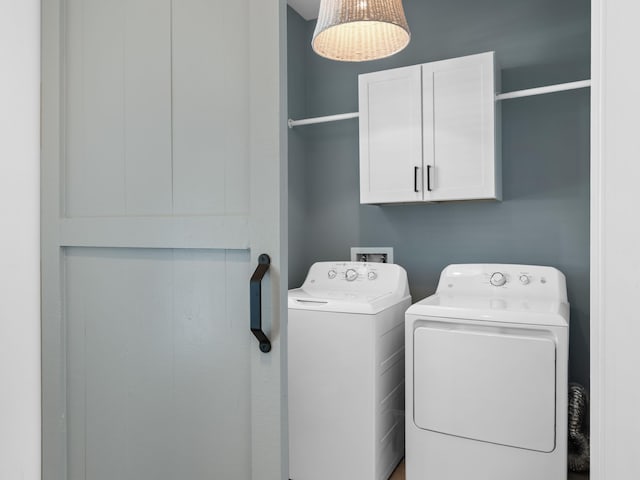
288, 0, 321, 21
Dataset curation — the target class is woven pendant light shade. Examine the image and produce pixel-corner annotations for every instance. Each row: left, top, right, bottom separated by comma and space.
312, 0, 410, 62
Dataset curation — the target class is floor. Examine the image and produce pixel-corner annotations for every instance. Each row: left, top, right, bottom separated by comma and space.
389, 461, 405, 480
389, 461, 589, 479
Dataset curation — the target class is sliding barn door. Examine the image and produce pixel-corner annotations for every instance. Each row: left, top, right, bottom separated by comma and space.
41, 1, 287, 479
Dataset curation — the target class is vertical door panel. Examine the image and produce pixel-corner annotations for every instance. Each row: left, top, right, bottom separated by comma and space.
171, 249, 252, 479
122, 0, 174, 215
65, 0, 173, 217
66, 248, 252, 480
359, 65, 423, 204
65, 0, 127, 216
66, 248, 173, 480
172, 0, 250, 215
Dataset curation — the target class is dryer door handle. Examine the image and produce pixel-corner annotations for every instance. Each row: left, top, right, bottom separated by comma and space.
250, 254, 272, 353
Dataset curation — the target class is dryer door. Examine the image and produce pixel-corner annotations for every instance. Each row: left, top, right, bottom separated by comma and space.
413, 321, 557, 452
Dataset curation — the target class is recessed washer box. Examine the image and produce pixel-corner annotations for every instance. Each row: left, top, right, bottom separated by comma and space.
350, 247, 394, 264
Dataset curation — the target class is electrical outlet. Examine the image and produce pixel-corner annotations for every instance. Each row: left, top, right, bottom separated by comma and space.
350, 247, 394, 264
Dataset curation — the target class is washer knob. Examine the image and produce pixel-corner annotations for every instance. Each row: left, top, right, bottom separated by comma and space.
367, 271, 377, 280
328, 269, 337, 279
519, 274, 530, 285
345, 269, 358, 282
490, 272, 507, 287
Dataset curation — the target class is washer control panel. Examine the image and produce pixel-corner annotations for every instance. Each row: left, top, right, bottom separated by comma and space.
324, 263, 380, 282
302, 261, 409, 294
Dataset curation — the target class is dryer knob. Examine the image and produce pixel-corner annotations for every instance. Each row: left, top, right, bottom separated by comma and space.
345, 269, 358, 282
490, 272, 507, 287
328, 269, 337, 279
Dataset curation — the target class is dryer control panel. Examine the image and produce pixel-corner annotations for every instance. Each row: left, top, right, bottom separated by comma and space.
438, 264, 567, 302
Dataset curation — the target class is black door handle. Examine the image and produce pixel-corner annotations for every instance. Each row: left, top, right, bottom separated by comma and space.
250, 254, 272, 353
427, 165, 433, 192
414, 166, 420, 193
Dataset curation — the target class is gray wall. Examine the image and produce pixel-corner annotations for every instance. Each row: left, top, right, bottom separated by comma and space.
287, 0, 590, 388
288, 7, 310, 292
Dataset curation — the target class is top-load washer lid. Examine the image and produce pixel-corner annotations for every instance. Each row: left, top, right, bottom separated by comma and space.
288, 261, 410, 315
405, 263, 569, 327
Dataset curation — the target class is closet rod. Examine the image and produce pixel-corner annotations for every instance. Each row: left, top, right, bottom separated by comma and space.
287, 112, 360, 128
495, 79, 591, 101
287, 79, 591, 129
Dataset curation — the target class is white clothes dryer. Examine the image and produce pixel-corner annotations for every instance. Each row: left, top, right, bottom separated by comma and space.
289, 262, 411, 480
405, 264, 569, 480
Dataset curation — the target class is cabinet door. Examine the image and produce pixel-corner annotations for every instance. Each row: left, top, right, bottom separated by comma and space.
359, 66, 423, 204
423, 52, 500, 201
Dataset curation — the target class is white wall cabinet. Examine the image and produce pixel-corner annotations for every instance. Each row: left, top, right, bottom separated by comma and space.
359, 52, 501, 204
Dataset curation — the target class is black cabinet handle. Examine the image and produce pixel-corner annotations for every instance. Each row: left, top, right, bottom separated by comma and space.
414, 166, 419, 192
250, 254, 272, 353
427, 165, 432, 192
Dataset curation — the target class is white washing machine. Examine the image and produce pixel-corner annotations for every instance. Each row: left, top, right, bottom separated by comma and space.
288, 261, 411, 480
405, 264, 569, 480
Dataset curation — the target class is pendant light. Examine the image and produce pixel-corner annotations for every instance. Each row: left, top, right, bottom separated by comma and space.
312, 0, 411, 62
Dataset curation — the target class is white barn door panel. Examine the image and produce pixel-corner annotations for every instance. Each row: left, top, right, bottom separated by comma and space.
42, 1, 287, 480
